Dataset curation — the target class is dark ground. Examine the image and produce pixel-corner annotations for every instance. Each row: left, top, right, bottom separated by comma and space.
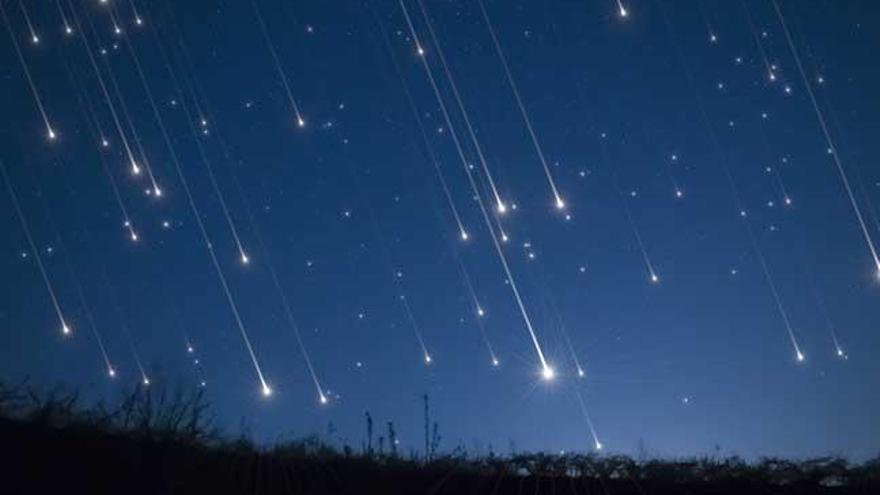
1, 384, 877, 494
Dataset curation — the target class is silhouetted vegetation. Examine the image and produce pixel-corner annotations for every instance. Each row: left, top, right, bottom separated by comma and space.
0, 380, 877, 494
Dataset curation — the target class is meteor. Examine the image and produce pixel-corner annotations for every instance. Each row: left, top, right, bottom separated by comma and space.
599, 134, 660, 284
95, 26, 163, 194
400, 0, 552, 377
574, 386, 603, 451
415, 0, 508, 218
375, 14, 471, 245
18, 0, 40, 44
477, 0, 568, 212
69, 4, 142, 176
263, 240, 329, 406
252, 0, 306, 129
64, 254, 115, 379
2, 2, 55, 141
56, 0, 74, 35
142, 11, 272, 395
1, 162, 71, 337
102, 269, 151, 388
455, 250, 499, 366
128, 0, 143, 26
772, 0, 880, 278
658, 0, 805, 361
615, 0, 628, 18
741, 1, 777, 85
131, 20, 254, 264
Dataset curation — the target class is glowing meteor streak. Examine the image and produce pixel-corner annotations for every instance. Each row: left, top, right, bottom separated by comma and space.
456, 252, 499, 365
63, 60, 141, 242
65, 258, 114, 377
400, 293, 432, 365
399, 0, 552, 376
264, 245, 328, 404
107, 5, 123, 36
252, 0, 306, 128
658, 0, 804, 362
614, 0, 629, 18
414, 0, 508, 216
376, 17, 470, 242
0, 162, 70, 336
178, 85, 251, 265
573, 386, 603, 451
144, 18, 251, 264
804, 266, 846, 360
599, 135, 659, 284
102, 269, 149, 386
99, 49, 163, 195
477, 0, 567, 211
70, 5, 141, 175
370, 9, 497, 367
771, 0, 880, 279
1, 3, 55, 140
128, 0, 143, 26
741, 1, 776, 83
140, 19, 272, 396
17, 0, 39, 44
56, 0, 73, 35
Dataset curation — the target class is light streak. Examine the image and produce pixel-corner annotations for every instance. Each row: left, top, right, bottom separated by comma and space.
400, 0, 552, 376
1, 162, 70, 337
144, 16, 272, 395
56, 0, 73, 35
615, 0, 628, 18
18, 0, 39, 44
599, 134, 660, 284
574, 386, 603, 451
659, 0, 804, 361
251, 0, 306, 128
70, 4, 141, 175
1, 2, 55, 140
415, 0, 508, 215
101, 269, 150, 386
772, 0, 880, 278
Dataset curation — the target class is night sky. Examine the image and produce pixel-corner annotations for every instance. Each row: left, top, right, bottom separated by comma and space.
1, 0, 879, 460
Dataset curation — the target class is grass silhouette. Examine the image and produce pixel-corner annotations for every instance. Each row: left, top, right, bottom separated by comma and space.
1, 380, 877, 494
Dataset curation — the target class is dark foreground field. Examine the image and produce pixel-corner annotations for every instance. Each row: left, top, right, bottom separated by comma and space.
1, 383, 877, 495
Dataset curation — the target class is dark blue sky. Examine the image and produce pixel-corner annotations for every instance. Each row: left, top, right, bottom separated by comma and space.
1, 0, 879, 460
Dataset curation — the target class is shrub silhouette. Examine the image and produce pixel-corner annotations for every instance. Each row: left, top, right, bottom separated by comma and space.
0, 380, 877, 494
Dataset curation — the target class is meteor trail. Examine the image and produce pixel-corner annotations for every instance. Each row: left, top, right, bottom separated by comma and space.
741, 1, 777, 83
373, 12, 470, 242
614, 0, 629, 18
62, 54, 140, 242
658, 0, 804, 362
573, 386, 603, 451
101, 269, 149, 386
128, 0, 143, 26
371, 6, 498, 366
455, 251, 498, 365
771, 0, 880, 279
598, 134, 660, 284
18, 0, 39, 44
55, 0, 73, 35
1, 2, 55, 140
142, 13, 272, 395
141, 10, 251, 263
251, 0, 306, 128
399, 0, 552, 377
1, 162, 70, 337
70, 4, 141, 175
414, 0, 508, 216
246, 200, 328, 404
